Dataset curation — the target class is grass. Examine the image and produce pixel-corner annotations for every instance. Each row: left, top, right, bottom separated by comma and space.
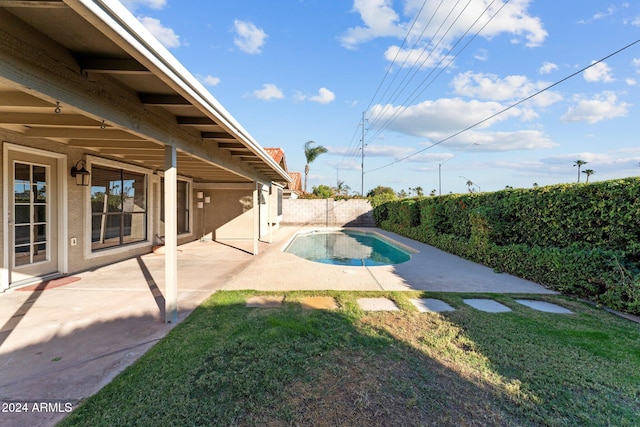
59, 290, 640, 426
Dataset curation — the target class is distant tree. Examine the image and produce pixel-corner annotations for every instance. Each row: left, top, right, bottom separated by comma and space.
532, 182, 539, 188
304, 141, 327, 193
573, 159, 588, 183
466, 180, 474, 193
505, 185, 513, 189
397, 189, 408, 199
312, 184, 333, 198
366, 185, 395, 197
430, 189, 437, 197
582, 169, 595, 183
334, 180, 351, 196
414, 186, 424, 197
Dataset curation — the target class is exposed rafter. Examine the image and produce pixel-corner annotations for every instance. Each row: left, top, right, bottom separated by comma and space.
139, 94, 190, 105
77, 57, 151, 75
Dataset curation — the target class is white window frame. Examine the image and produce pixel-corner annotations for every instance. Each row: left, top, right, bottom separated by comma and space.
84, 156, 152, 260
158, 173, 194, 240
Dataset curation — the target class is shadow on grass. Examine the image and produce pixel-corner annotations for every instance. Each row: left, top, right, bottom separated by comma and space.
433, 293, 640, 426
58, 291, 553, 427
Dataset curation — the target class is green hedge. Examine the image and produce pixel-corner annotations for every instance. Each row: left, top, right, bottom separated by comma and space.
375, 178, 640, 315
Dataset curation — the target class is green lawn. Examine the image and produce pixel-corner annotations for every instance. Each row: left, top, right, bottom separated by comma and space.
59, 291, 640, 426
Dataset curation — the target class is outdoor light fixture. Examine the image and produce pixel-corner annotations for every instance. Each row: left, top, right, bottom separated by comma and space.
71, 160, 90, 186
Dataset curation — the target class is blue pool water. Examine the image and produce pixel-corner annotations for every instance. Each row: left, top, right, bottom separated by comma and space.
284, 229, 411, 266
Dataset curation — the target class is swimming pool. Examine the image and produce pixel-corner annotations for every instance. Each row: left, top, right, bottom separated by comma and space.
283, 229, 412, 266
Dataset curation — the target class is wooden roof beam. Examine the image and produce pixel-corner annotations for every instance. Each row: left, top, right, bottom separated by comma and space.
77, 57, 151, 75
139, 94, 190, 105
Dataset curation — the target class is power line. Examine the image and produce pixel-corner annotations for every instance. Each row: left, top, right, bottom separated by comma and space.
365, 38, 640, 174
366, 0, 502, 143
364, 0, 431, 115
367, 0, 469, 132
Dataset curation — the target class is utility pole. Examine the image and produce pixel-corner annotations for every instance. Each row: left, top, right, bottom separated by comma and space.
361, 111, 365, 196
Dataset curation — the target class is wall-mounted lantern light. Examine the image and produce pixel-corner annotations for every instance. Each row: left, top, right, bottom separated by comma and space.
71, 160, 90, 186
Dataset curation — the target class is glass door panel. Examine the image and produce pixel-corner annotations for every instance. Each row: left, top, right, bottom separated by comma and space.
9, 153, 58, 284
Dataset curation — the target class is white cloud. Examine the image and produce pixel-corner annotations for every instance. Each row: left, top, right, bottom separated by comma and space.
593, 6, 617, 20
233, 20, 267, 54
200, 75, 221, 87
429, 129, 555, 152
370, 97, 530, 140
584, 61, 615, 83
470, 130, 556, 151
561, 91, 630, 124
541, 152, 608, 166
451, 71, 562, 107
474, 49, 488, 61
328, 144, 414, 159
309, 88, 336, 104
479, 0, 548, 47
295, 88, 336, 104
626, 78, 637, 86
339, 0, 405, 49
383, 45, 451, 69
539, 61, 558, 74
121, 0, 166, 10
138, 16, 181, 48
252, 84, 284, 101
340, 0, 547, 53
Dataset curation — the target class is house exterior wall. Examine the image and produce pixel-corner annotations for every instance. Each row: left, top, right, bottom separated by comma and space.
198, 188, 253, 240
282, 198, 374, 227
195, 182, 279, 242
0, 132, 264, 290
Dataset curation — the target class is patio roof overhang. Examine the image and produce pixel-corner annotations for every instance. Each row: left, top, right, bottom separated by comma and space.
0, 0, 291, 185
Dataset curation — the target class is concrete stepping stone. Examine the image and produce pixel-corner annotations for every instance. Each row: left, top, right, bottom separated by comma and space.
464, 299, 511, 313
357, 297, 399, 311
410, 298, 455, 313
300, 296, 338, 310
516, 299, 573, 314
246, 296, 284, 308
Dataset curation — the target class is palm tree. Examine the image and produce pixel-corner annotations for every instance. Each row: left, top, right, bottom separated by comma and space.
466, 180, 474, 193
334, 180, 350, 196
573, 159, 588, 182
582, 169, 595, 183
303, 141, 327, 193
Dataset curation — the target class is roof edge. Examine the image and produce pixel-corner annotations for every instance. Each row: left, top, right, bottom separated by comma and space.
65, 0, 291, 183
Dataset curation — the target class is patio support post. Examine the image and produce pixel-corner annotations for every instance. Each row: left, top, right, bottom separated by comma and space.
164, 145, 178, 323
268, 187, 273, 244
253, 182, 259, 256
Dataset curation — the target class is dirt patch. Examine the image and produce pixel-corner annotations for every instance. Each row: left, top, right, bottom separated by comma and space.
245, 312, 522, 426
300, 296, 339, 310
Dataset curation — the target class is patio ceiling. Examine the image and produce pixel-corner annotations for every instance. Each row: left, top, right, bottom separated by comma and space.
0, 0, 290, 184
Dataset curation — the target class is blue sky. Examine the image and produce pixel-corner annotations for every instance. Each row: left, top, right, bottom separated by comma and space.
121, 0, 640, 195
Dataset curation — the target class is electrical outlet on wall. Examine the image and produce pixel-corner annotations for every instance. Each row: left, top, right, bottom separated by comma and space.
70, 237, 77, 246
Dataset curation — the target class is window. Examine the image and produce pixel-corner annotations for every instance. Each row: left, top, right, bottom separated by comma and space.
277, 187, 283, 216
13, 162, 49, 265
91, 166, 147, 251
160, 179, 190, 234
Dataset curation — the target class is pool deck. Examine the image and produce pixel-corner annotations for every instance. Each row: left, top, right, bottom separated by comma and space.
224, 226, 557, 294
